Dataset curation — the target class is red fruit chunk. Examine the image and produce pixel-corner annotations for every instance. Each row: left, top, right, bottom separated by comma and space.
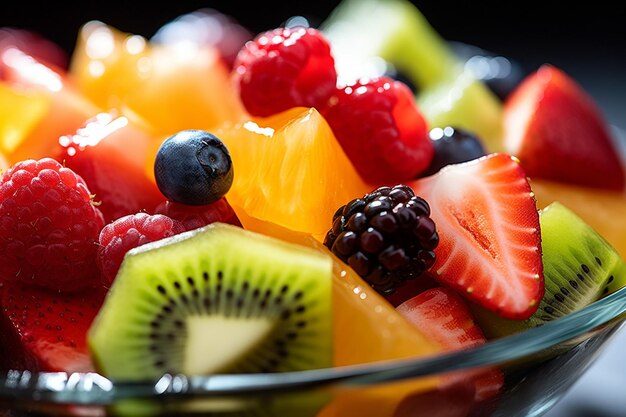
0, 158, 105, 292
57, 111, 164, 223
0, 28, 68, 73
393, 380, 476, 417
152, 8, 253, 69
385, 271, 439, 308
0, 281, 105, 372
154, 198, 242, 232
410, 153, 543, 319
397, 287, 504, 406
97, 213, 185, 286
323, 76, 433, 184
0, 47, 100, 162
504, 64, 625, 191
233, 27, 337, 117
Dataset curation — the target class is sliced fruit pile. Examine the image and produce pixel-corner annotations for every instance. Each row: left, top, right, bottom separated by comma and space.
0, 1, 625, 417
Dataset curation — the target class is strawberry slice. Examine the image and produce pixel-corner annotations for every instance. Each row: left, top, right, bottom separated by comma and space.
504, 64, 625, 191
0, 281, 105, 373
410, 153, 543, 319
397, 287, 504, 408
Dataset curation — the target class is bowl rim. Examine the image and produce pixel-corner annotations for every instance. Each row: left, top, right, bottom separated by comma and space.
1, 285, 624, 404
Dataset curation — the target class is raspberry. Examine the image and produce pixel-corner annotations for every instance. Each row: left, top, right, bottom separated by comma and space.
322, 76, 434, 184
154, 198, 242, 232
324, 184, 438, 295
233, 26, 337, 117
0, 158, 105, 291
97, 213, 185, 286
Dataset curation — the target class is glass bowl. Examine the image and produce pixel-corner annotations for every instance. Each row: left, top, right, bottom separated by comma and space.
1, 46, 624, 416
0, 285, 624, 417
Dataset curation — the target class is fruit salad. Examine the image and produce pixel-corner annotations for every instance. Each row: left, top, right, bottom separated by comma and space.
0, 1, 625, 416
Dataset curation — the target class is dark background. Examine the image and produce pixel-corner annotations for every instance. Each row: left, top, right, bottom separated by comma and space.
0, 1, 624, 123
1, 3, 625, 416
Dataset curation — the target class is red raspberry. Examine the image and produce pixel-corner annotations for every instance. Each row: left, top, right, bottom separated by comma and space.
154, 197, 242, 232
97, 213, 185, 286
322, 76, 434, 184
0, 158, 105, 291
233, 26, 337, 116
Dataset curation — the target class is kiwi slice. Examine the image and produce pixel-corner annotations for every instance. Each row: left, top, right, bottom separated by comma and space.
88, 223, 333, 381
473, 201, 626, 339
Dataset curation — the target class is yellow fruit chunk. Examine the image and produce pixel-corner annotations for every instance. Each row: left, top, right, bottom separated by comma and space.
231, 215, 443, 365
0, 48, 100, 164
530, 178, 626, 258
70, 21, 246, 138
0, 82, 49, 155
216, 108, 372, 240
236, 217, 443, 417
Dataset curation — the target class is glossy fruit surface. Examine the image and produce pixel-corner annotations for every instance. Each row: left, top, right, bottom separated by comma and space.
411, 153, 544, 319
97, 213, 185, 285
151, 8, 253, 68
421, 126, 487, 177
321, 0, 504, 151
215, 107, 371, 240
323, 76, 433, 183
154, 130, 233, 206
504, 65, 625, 191
397, 287, 504, 404
0, 28, 68, 70
234, 26, 337, 117
0, 48, 100, 164
57, 111, 164, 222
530, 178, 626, 259
0, 158, 104, 292
70, 21, 245, 138
0, 281, 105, 373
154, 198, 242, 232
324, 184, 438, 295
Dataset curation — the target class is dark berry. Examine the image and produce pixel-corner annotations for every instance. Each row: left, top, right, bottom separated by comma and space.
383, 62, 419, 95
154, 130, 233, 206
450, 41, 528, 101
421, 127, 487, 177
324, 185, 438, 295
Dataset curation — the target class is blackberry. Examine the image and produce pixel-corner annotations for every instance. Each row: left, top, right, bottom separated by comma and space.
324, 184, 438, 295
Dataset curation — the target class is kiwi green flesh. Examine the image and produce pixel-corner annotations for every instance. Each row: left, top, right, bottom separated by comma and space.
321, 0, 503, 151
474, 202, 626, 339
88, 223, 333, 381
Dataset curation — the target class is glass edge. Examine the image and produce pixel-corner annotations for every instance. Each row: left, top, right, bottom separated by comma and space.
1, 285, 624, 403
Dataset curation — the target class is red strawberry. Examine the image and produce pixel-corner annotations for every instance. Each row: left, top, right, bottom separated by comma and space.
322, 76, 433, 184
397, 287, 504, 406
0, 281, 105, 372
154, 198, 242, 231
410, 153, 543, 319
504, 64, 624, 191
233, 26, 337, 117
57, 111, 164, 223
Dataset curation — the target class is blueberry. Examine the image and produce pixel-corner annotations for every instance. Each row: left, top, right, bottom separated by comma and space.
420, 126, 486, 177
154, 130, 234, 205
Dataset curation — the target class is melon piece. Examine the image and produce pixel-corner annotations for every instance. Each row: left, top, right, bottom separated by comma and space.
70, 21, 246, 138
